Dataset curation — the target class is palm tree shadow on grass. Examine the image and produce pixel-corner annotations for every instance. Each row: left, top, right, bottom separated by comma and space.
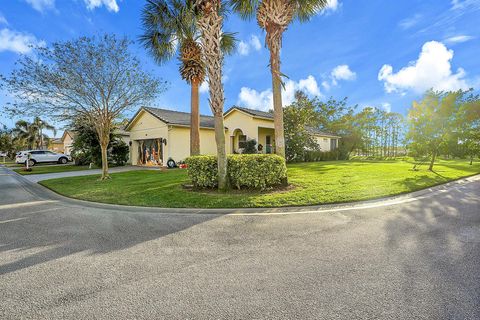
383, 183, 480, 318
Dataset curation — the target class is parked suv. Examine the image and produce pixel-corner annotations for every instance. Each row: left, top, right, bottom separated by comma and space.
16, 150, 71, 167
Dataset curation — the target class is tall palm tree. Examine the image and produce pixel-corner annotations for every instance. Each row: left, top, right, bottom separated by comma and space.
230, 0, 328, 158
13, 117, 56, 149
141, 0, 235, 157
190, 0, 235, 190
31, 116, 56, 149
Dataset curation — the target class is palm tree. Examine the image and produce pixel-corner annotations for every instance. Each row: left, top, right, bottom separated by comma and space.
31, 116, 56, 149
190, 0, 236, 190
230, 0, 328, 158
13, 117, 56, 149
141, 0, 235, 157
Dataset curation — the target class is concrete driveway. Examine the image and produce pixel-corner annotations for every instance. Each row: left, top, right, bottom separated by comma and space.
0, 166, 479, 319
22, 165, 159, 183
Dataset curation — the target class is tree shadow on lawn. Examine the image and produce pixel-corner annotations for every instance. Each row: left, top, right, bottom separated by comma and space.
384, 182, 480, 318
0, 203, 219, 276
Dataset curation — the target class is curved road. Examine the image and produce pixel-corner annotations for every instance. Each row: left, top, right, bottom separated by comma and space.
1, 166, 479, 319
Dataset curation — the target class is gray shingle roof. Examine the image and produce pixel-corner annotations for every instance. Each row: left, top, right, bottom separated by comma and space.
144, 107, 216, 129
225, 106, 273, 119
306, 126, 341, 138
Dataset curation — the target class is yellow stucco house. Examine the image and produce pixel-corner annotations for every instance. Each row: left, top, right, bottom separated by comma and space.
126, 106, 340, 167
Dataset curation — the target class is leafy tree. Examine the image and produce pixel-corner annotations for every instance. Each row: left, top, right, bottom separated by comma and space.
12, 117, 56, 150
284, 92, 319, 162
0, 125, 15, 157
230, 0, 329, 159
192, 0, 231, 190
2, 34, 164, 180
407, 90, 467, 171
71, 119, 128, 167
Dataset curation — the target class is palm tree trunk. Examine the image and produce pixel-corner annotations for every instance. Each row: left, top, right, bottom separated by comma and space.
197, 0, 229, 190
267, 28, 286, 159
190, 81, 201, 156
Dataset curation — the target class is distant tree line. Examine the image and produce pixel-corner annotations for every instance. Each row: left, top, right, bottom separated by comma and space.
284, 92, 406, 162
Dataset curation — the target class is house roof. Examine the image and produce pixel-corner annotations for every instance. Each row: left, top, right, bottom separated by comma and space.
61, 130, 76, 142
224, 106, 273, 119
306, 127, 341, 138
129, 107, 216, 129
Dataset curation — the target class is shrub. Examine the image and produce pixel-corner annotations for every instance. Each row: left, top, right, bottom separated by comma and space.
185, 154, 287, 190
111, 140, 129, 166
242, 139, 258, 154
301, 150, 349, 162
185, 155, 218, 188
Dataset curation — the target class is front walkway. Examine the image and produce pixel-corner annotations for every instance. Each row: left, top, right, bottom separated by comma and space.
23, 165, 160, 183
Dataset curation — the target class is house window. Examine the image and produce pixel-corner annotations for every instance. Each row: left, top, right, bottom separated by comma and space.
238, 135, 247, 148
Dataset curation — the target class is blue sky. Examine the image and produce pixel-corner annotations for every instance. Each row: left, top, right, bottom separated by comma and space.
1, 0, 479, 135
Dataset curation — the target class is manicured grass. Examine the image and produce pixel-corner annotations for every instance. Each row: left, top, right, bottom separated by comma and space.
39, 159, 480, 208
14, 165, 92, 175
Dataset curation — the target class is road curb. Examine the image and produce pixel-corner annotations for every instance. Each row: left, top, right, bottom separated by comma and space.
3, 166, 480, 216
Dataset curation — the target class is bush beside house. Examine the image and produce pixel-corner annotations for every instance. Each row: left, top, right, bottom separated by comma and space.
186, 154, 287, 190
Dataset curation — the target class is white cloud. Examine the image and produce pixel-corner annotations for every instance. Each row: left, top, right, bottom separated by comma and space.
238, 35, 262, 56
451, 0, 480, 10
399, 14, 422, 30
321, 0, 340, 13
0, 13, 8, 25
199, 81, 209, 93
381, 103, 392, 113
323, 64, 357, 90
84, 0, 119, 12
24, 0, 55, 12
237, 75, 321, 111
0, 28, 45, 54
238, 41, 250, 56
378, 41, 470, 93
331, 64, 356, 84
444, 35, 474, 44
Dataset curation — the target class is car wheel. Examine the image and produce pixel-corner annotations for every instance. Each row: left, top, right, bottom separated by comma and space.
59, 157, 68, 164
167, 159, 176, 168
26, 160, 36, 167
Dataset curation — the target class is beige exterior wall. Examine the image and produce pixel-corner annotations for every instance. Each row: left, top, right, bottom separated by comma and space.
314, 136, 339, 152
128, 110, 169, 165
224, 109, 275, 154
63, 134, 74, 155
49, 142, 64, 153
127, 107, 340, 165
167, 126, 217, 161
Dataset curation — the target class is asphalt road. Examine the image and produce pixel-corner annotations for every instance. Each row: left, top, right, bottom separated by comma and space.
0, 166, 479, 319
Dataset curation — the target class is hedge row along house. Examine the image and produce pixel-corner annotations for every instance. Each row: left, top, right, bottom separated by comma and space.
125, 106, 340, 167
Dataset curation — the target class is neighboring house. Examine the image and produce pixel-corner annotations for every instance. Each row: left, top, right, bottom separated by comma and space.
48, 138, 64, 153
126, 106, 340, 166
61, 130, 76, 156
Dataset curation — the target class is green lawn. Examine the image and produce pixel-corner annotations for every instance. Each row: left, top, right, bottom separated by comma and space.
14, 165, 92, 175
39, 159, 480, 208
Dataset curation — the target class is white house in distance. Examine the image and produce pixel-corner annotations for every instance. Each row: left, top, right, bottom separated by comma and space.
125, 106, 340, 166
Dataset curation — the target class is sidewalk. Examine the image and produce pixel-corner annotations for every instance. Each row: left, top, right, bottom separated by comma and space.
22, 165, 160, 183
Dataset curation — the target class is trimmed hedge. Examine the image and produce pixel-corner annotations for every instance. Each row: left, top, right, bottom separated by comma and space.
185, 154, 287, 190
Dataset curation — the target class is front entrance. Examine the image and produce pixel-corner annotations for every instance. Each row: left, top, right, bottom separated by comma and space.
136, 138, 164, 166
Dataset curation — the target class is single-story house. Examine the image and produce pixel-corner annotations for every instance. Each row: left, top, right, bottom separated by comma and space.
48, 138, 64, 153
126, 106, 340, 166
61, 130, 76, 156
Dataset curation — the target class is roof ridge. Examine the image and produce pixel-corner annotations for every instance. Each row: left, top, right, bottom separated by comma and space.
145, 106, 214, 119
